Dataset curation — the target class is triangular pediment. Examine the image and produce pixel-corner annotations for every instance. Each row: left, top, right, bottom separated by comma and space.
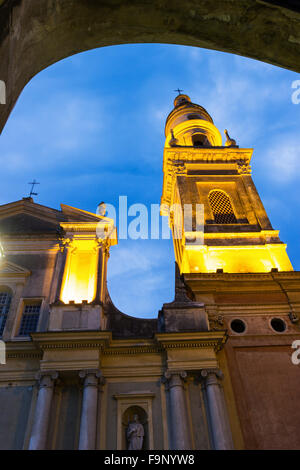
0, 200, 105, 236
0, 260, 31, 277
0, 213, 60, 235
0, 199, 64, 235
60, 204, 104, 222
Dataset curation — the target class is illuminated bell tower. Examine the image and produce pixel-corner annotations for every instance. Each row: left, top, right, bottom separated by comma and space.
161, 94, 293, 274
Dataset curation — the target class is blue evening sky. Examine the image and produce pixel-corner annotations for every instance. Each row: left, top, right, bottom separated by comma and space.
1, 44, 300, 318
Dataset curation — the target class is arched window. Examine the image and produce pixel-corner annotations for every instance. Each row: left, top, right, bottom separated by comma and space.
187, 113, 201, 120
0, 287, 12, 336
209, 190, 237, 224
192, 133, 210, 147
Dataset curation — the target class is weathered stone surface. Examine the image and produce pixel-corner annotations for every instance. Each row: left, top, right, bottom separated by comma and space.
162, 307, 209, 333
104, 293, 158, 338
1, 0, 300, 133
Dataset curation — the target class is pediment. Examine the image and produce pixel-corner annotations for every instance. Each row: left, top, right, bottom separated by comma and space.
0, 213, 60, 235
60, 204, 104, 222
0, 199, 64, 235
0, 260, 31, 277
0, 200, 104, 236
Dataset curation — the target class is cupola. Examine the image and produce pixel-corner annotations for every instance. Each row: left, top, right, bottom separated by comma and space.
165, 94, 222, 148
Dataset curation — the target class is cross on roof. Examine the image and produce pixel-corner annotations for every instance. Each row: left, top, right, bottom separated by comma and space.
28, 179, 40, 197
174, 88, 184, 95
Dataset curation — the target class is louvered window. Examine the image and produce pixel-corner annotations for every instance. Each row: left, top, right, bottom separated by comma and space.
209, 191, 237, 224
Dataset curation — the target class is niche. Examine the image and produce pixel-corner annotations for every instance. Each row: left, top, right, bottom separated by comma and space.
122, 405, 148, 450
114, 392, 155, 450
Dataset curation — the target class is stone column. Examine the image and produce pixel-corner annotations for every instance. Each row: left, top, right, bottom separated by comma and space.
28, 370, 58, 450
78, 369, 102, 450
201, 369, 234, 450
164, 370, 191, 450
91, 245, 104, 305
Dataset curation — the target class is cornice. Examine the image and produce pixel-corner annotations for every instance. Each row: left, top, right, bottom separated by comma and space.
164, 147, 253, 164
114, 392, 155, 399
6, 340, 42, 359
60, 204, 105, 222
203, 230, 279, 239
6, 351, 42, 359
31, 331, 112, 351
60, 222, 112, 232
102, 337, 161, 356
0, 371, 38, 382
103, 346, 162, 356
9, 330, 229, 358
155, 331, 227, 352
184, 271, 300, 282
2, 240, 61, 254
212, 303, 296, 311
0, 260, 31, 277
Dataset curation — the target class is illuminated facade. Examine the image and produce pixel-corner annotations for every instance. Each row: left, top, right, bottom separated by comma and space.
0, 96, 299, 450
161, 94, 293, 274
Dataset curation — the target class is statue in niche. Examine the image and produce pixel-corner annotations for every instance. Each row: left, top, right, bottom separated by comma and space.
127, 414, 144, 450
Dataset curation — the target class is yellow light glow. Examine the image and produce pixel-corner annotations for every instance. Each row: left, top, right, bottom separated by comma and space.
180, 244, 293, 274
165, 119, 223, 148
60, 239, 99, 304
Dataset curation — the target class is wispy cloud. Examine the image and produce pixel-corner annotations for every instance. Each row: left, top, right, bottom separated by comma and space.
107, 239, 174, 317
260, 137, 300, 184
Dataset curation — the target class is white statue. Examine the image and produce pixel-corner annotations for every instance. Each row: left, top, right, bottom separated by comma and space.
127, 414, 144, 450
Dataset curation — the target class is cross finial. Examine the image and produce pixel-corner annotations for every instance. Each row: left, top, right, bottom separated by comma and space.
174, 88, 184, 95
28, 179, 40, 198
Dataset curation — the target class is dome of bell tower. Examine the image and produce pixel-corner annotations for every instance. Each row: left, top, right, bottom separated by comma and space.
173, 93, 192, 107
165, 94, 222, 147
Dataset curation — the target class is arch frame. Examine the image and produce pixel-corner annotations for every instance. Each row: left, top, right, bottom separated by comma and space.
208, 188, 238, 224
1, 0, 300, 133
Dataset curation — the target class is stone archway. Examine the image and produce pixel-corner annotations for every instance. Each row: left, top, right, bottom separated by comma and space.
0, 0, 300, 133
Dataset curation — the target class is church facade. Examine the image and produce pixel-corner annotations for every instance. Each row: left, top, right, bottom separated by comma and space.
0, 95, 299, 450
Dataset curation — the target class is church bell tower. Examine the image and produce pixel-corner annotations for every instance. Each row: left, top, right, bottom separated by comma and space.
161, 94, 293, 274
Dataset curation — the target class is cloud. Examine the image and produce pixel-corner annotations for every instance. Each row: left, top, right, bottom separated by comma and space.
108, 245, 154, 278
177, 46, 300, 149
107, 239, 174, 317
260, 137, 300, 184
1, 84, 108, 177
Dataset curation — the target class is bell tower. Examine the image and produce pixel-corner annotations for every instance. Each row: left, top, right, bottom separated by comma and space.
161, 94, 293, 274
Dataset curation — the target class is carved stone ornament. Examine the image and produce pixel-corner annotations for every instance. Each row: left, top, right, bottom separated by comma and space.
162, 370, 187, 387
208, 314, 224, 330
172, 162, 187, 176
96, 238, 110, 256
201, 368, 224, 382
236, 159, 251, 174
35, 370, 59, 388
58, 237, 72, 253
